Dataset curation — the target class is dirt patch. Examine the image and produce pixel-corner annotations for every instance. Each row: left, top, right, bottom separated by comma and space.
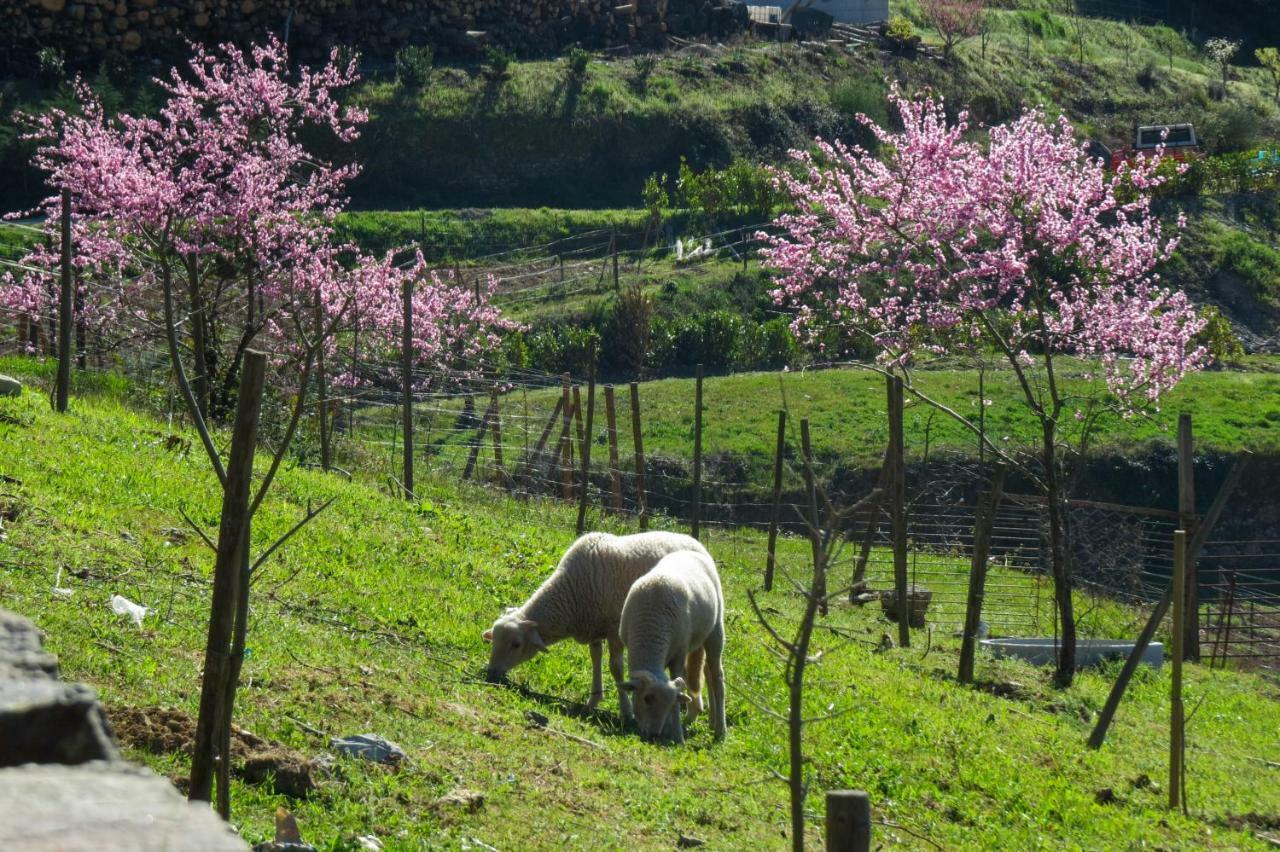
106, 705, 316, 798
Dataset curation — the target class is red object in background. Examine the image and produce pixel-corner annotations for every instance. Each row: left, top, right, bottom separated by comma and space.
1108, 123, 1201, 170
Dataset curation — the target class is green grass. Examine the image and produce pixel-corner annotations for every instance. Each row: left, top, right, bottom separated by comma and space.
1, 368, 1278, 849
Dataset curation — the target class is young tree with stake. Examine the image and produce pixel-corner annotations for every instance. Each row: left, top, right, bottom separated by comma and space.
10, 37, 508, 816
760, 87, 1207, 686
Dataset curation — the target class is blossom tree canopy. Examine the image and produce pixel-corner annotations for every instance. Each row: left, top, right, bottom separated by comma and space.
760, 86, 1208, 685
761, 87, 1207, 410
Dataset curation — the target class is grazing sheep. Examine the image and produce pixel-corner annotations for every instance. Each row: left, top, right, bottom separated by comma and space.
483, 531, 709, 722
619, 549, 726, 744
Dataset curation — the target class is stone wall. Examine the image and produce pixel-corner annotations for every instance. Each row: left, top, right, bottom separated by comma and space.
1, 0, 752, 70
0, 608, 246, 850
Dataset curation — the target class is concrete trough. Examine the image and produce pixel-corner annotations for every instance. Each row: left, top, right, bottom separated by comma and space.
980, 638, 1164, 670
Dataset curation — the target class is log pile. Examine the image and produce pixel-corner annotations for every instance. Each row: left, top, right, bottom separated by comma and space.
0, 0, 754, 70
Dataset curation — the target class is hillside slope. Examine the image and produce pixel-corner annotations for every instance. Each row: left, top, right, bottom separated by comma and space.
0, 367, 1276, 849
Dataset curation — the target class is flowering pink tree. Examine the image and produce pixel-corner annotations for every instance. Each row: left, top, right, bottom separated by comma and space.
919, 0, 986, 59
761, 89, 1207, 685
7, 37, 509, 815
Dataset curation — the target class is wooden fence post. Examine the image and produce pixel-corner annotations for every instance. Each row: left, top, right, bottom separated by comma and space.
691, 363, 704, 540
825, 789, 871, 852
851, 452, 891, 592
1177, 414, 1199, 661
1170, 529, 1186, 811
765, 409, 787, 591
1088, 456, 1249, 749
464, 395, 496, 482
55, 189, 72, 413
604, 386, 623, 513
612, 232, 620, 292
188, 350, 266, 809
959, 465, 1007, 684
800, 418, 826, 616
888, 375, 910, 648
573, 385, 587, 473
490, 386, 505, 487
559, 375, 574, 500
401, 274, 415, 499
630, 381, 648, 530
577, 356, 597, 535
522, 395, 564, 491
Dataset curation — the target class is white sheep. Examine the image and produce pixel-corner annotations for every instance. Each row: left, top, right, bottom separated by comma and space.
483, 530, 709, 722
619, 549, 726, 744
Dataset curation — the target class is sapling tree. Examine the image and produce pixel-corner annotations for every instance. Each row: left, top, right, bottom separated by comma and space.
1206, 37, 1240, 91
10, 37, 508, 816
760, 88, 1206, 686
1257, 46, 1280, 105
919, 0, 986, 60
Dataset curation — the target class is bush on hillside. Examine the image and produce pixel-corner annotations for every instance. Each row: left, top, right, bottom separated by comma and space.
396, 45, 434, 89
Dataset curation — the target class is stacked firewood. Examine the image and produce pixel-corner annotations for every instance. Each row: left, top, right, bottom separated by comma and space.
0, 0, 753, 68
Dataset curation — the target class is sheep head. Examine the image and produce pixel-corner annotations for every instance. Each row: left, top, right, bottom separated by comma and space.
483, 611, 547, 682
622, 671, 690, 743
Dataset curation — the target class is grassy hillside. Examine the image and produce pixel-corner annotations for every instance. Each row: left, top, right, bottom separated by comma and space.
2, 366, 1276, 849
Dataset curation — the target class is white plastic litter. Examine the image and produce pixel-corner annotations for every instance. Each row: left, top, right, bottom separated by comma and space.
110, 594, 148, 627
52, 567, 73, 599
329, 734, 406, 764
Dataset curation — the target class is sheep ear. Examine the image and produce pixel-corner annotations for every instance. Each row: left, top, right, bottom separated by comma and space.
620, 679, 639, 693
529, 629, 547, 652
483, 629, 493, 643
677, 693, 692, 706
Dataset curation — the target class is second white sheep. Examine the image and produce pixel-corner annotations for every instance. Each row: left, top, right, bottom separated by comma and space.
620, 548, 726, 744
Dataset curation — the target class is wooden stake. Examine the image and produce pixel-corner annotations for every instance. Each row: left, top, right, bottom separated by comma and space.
462, 400, 493, 482
852, 451, 890, 591
189, 351, 266, 809
55, 189, 72, 413
1177, 414, 1199, 661
691, 363, 704, 540
765, 409, 786, 591
604, 386, 623, 513
630, 381, 648, 530
825, 789, 871, 852
959, 465, 1007, 684
559, 376, 574, 500
888, 375, 909, 648
1088, 456, 1250, 749
573, 385, 587, 472
1170, 529, 1186, 811
577, 353, 597, 535
523, 395, 564, 489
490, 386, 505, 486
800, 418, 825, 616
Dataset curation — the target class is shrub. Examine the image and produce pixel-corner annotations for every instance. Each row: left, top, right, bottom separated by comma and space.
525, 325, 600, 377
36, 47, 65, 84
396, 45, 434, 89
1204, 103, 1262, 153
1194, 306, 1245, 364
886, 15, 915, 44
566, 46, 591, 79
737, 318, 800, 370
829, 77, 889, 126
1217, 231, 1280, 308
483, 46, 514, 80
631, 55, 658, 94
604, 283, 655, 376
1136, 60, 1158, 92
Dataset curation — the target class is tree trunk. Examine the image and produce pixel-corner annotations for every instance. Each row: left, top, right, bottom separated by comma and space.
1043, 419, 1076, 686
185, 253, 210, 420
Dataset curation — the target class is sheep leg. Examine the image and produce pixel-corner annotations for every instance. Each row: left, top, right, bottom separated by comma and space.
705, 620, 727, 742
683, 647, 705, 725
586, 639, 604, 711
607, 629, 632, 725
